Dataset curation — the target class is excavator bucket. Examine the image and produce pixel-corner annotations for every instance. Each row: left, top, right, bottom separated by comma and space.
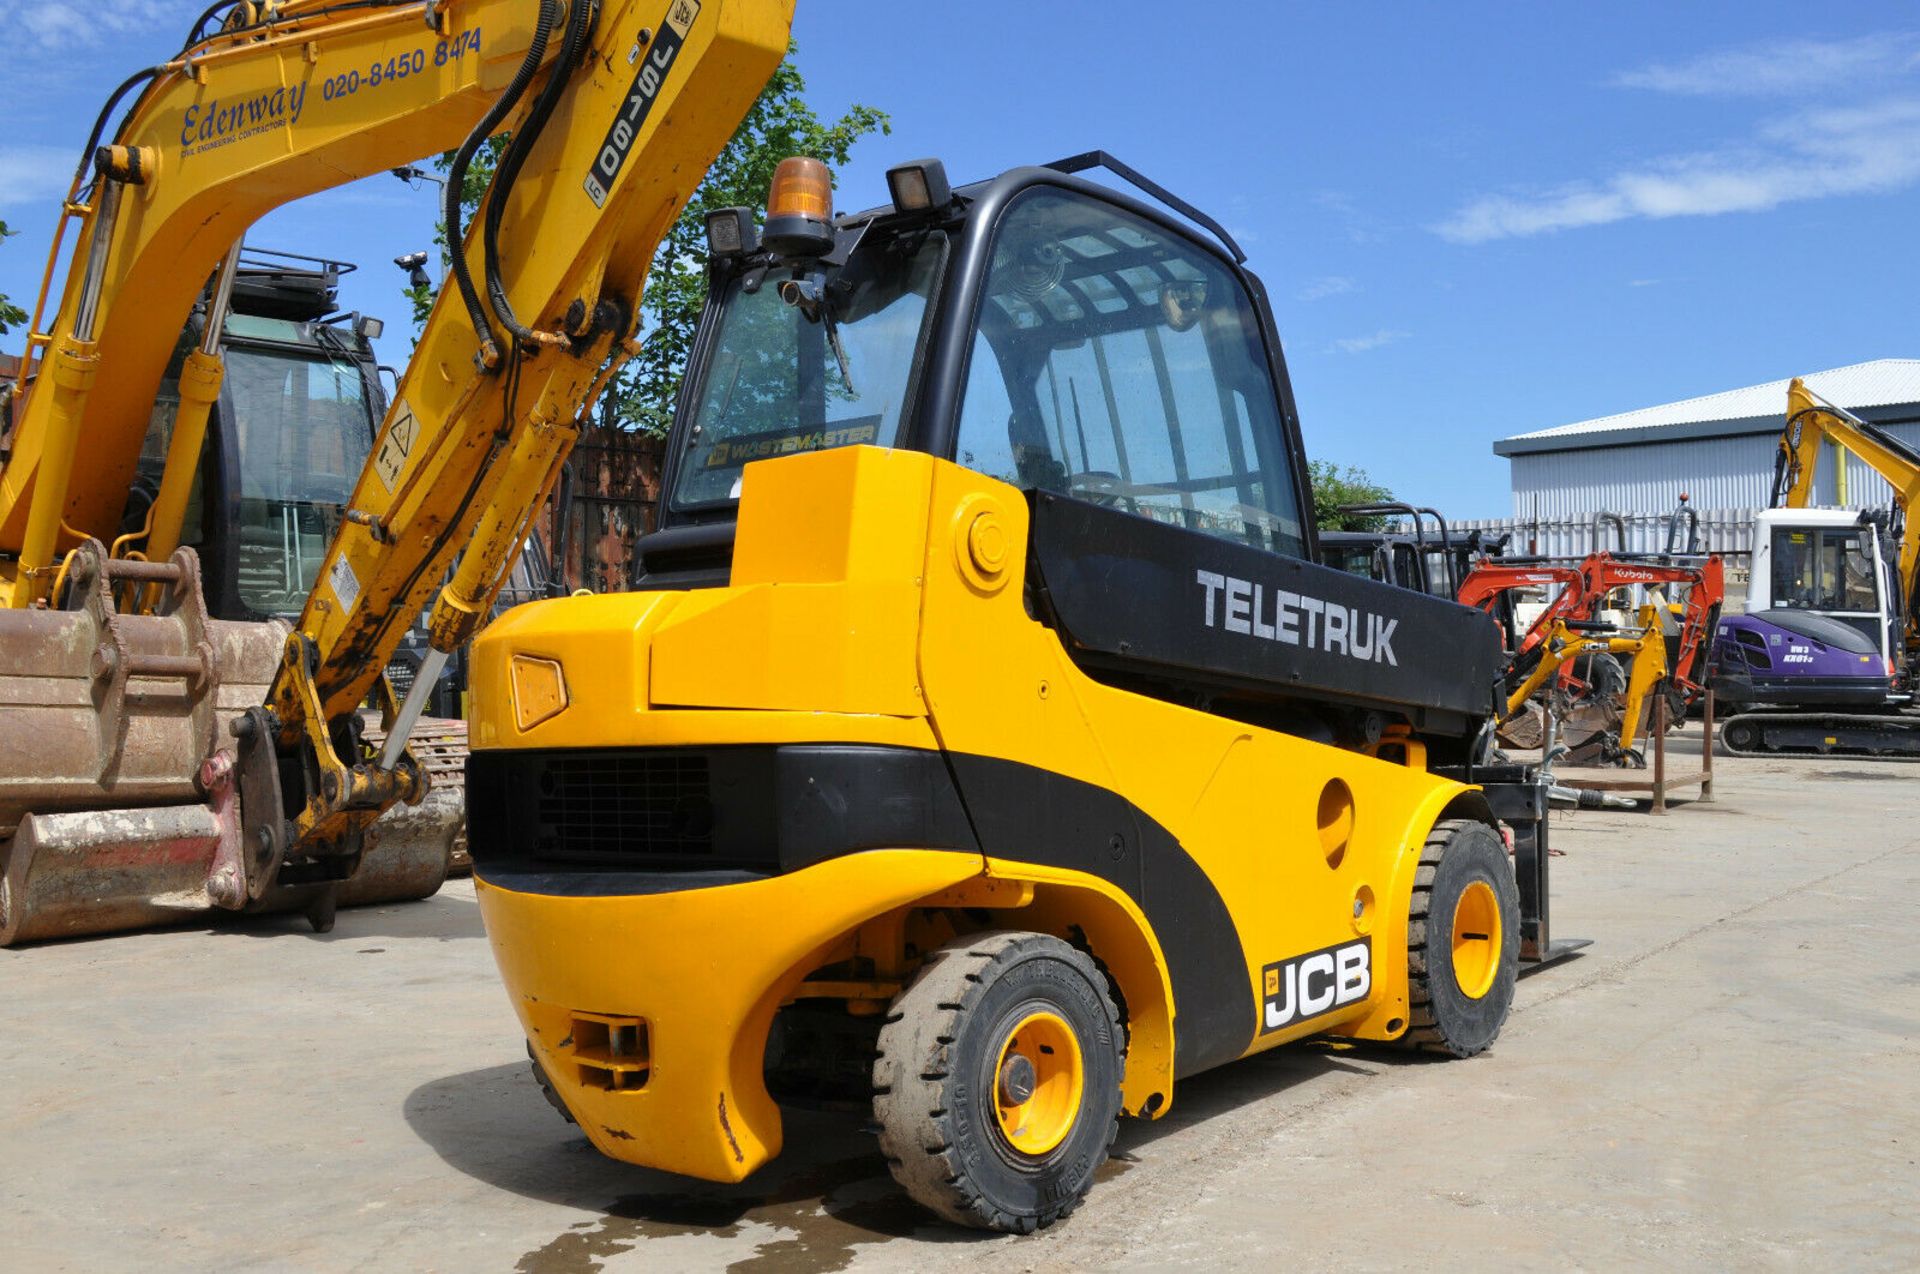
0, 543, 453, 945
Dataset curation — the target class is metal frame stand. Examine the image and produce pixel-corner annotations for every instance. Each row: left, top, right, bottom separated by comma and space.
1558, 686, 1717, 813
1477, 769, 1590, 965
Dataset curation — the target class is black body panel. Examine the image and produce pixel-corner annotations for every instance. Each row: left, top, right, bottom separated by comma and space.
469, 743, 1256, 1078
467, 744, 979, 880
1027, 492, 1503, 734
1712, 669, 1893, 708
940, 752, 1254, 1078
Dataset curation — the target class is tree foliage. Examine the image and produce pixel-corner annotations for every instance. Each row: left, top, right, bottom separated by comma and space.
1307, 458, 1396, 531
0, 221, 29, 338
407, 46, 889, 435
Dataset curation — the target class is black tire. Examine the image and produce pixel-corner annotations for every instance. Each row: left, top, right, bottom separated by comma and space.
873, 931, 1125, 1233
1405, 820, 1520, 1058
1573, 651, 1627, 701
527, 1041, 577, 1125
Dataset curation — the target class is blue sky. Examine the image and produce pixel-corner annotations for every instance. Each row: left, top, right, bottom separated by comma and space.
3, 1, 1916, 517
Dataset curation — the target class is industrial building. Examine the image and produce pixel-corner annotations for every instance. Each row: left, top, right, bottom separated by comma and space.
1474, 359, 1920, 558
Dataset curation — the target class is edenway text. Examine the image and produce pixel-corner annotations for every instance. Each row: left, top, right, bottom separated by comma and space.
1196, 570, 1399, 665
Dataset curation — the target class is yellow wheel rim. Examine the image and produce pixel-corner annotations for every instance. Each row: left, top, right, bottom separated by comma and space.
992, 1010, 1084, 1156
1450, 880, 1502, 1000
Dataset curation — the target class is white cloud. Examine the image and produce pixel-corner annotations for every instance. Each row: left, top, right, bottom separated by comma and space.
1330, 329, 1407, 355
1627, 279, 1661, 288
0, 145, 79, 210
1435, 96, 1920, 242
24, 0, 177, 50
1612, 33, 1920, 97
1297, 276, 1356, 302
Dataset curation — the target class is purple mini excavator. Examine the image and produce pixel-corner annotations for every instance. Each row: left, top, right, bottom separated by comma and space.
1713, 507, 1911, 755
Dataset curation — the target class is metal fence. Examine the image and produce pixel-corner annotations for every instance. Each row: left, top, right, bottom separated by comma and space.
1443, 506, 1762, 560
533, 425, 665, 594
1401, 507, 1763, 607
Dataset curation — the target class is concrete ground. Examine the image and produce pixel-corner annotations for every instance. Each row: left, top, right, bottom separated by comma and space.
4, 740, 1917, 1272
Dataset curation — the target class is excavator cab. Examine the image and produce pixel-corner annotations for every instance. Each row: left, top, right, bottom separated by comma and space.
129, 249, 386, 625
468, 153, 1557, 1231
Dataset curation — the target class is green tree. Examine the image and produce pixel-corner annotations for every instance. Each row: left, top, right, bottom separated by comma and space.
0, 221, 29, 338
1307, 458, 1396, 531
408, 47, 889, 435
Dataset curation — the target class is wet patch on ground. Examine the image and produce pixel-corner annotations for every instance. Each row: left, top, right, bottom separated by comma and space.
512, 1152, 966, 1274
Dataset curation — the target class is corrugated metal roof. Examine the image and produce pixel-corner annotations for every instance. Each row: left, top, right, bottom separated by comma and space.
1501, 358, 1920, 445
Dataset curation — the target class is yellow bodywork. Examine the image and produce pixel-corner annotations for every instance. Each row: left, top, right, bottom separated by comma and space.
471, 445, 1480, 1181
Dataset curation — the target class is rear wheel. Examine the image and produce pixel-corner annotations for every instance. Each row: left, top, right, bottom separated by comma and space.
527, 1041, 577, 1125
873, 931, 1124, 1232
1405, 820, 1520, 1057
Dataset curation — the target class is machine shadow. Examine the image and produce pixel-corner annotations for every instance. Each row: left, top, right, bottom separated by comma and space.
404, 1062, 977, 1265
406, 1040, 1379, 1258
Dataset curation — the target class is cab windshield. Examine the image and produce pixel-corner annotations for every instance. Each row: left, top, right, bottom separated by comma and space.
670, 232, 945, 509
227, 343, 375, 614
1771, 525, 1879, 613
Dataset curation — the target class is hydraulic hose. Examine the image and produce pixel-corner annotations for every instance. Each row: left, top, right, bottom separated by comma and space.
483, 0, 595, 343
75, 66, 166, 188
447, 0, 560, 368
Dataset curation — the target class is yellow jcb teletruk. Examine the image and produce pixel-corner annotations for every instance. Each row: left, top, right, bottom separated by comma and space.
466, 152, 1577, 1230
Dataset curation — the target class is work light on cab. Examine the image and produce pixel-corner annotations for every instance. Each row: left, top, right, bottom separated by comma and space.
885, 158, 951, 214
705, 207, 756, 258
762, 156, 834, 256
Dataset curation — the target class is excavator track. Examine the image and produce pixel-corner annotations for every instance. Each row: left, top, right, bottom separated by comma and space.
1719, 711, 1920, 759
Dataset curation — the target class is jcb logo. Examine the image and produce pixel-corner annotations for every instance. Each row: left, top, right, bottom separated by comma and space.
583, 0, 700, 206
1260, 939, 1370, 1033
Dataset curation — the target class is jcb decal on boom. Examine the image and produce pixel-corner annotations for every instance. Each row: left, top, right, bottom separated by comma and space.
583, 0, 700, 206
1260, 939, 1370, 1033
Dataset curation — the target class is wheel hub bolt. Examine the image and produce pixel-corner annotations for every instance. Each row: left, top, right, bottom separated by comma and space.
999, 1052, 1036, 1105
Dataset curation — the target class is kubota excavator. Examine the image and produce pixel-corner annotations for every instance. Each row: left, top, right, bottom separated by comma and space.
0, 0, 795, 943
1457, 506, 1724, 764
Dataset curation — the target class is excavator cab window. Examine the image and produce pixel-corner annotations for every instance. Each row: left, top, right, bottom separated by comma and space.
226, 340, 373, 614
670, 233, 947, 509
1771, 526, 1879, 614
131, 347, 205, 549
953, 190, 1305, 557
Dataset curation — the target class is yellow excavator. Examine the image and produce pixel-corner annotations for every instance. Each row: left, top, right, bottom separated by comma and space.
0, 0, 794, 942
465, 150, 1577, 1227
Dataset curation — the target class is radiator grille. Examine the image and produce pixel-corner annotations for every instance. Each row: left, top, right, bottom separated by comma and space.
533, 753, 716, 862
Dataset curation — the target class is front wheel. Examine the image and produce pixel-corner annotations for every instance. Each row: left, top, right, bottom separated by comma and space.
1404, 819, 1521, 1057
873, 931, 1125, 1232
